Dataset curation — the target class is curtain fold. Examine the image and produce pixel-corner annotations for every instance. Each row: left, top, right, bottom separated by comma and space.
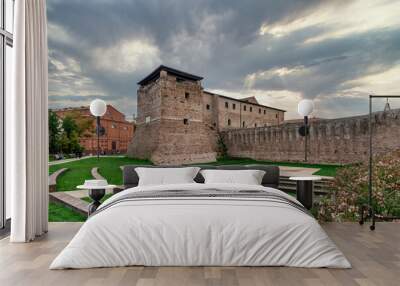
10, 0, 48, 242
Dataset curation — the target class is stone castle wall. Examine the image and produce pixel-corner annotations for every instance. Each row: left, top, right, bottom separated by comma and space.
221, 109, 400, 164
128, 71, 217, 165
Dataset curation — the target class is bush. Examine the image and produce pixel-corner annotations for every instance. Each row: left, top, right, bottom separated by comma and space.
216, 133, 228, 159
316, 150, 400, 222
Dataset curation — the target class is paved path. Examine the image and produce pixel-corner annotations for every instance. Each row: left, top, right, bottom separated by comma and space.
49, 156, 90, 166
49, 155, 125, 166
49, 192, 88, 216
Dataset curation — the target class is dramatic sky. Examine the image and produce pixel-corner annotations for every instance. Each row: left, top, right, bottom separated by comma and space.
47, 0, 400, 120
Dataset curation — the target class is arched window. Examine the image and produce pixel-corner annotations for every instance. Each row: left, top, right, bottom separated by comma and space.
242, 121, 246, 128
228, 119, 231, 126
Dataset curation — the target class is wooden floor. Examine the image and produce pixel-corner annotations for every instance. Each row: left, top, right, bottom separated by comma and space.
0, 222, 399, 286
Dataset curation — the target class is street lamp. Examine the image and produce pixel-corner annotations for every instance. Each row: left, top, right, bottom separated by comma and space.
90, 99, 107, 159
297, 99, 314, 162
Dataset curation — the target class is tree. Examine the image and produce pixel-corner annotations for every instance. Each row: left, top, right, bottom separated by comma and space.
48, 110, 61, 154
62, 116, 79, 139
60, 115, 86, 155
62, 110, 94, 138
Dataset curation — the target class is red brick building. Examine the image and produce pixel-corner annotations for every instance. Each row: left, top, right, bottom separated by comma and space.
55, 105, 134, 154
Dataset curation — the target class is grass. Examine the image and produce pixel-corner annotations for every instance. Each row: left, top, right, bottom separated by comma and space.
49, 156, 341, 193
48, 202, 86, 222
48, 156, 340, 222
203, 157, 342, 177
81, 193, 114, 203
49, 156, 151, 192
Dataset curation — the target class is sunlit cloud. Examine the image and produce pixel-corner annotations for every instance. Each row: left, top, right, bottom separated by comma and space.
259, 0, 400, 44
244, 66, 307, 89
93, 39, 161, 73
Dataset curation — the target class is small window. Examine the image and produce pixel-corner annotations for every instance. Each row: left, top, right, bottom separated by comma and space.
259, 108, 261, 114
225, 102, 229, 108
111, 124, 116, 129
250, 107, 253, 112
232, 103, 236, 110
276, 114, 278, 118
255, 123, 257, 127
228, 119, 231, 126
213, 122, 216, 127
145, 116, 151, 123
242, 121, 245, 128
185, 92, 189, 99
183, 118, 189, 125
206, 104, 210, 110
264, 110, 266, 115
244, 105, 247, 111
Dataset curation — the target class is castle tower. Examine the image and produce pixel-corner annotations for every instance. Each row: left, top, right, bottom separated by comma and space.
127, 65, 217, 165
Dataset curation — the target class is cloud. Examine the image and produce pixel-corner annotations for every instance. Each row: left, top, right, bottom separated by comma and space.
93, 39, 161, 73
47, 0, 400, 120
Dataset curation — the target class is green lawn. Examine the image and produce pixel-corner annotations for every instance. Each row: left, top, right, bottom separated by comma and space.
49, 156, 151, 192
48, 156, 340, 222
49, 202, 86, 222
49, 156, 340, 193
201, 157, 342, 177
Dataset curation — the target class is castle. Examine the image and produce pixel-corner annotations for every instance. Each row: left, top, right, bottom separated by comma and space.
127, 65, 285, 164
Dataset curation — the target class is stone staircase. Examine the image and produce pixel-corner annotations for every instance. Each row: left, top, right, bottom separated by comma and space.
279, 176, 332, 195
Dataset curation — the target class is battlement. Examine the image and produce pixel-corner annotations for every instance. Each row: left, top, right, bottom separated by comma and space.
221, 109, 400, 164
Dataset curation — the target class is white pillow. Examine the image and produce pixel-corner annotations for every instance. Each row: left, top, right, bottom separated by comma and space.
200, 169, 265, 185
135, 167, 200, 186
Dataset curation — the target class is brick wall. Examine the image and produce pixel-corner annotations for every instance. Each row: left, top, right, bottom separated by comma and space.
55, 105, 134, 154
128, 71, 217, 165
221, 109, 400, 164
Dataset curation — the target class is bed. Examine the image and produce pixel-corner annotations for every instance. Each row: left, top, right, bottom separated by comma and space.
50, 165, 350, 269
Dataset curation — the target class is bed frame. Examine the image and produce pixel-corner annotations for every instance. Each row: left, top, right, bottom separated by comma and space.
122, 165, 280, 190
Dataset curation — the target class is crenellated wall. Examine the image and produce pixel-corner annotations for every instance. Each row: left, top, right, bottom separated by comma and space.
221, 109, 400, 164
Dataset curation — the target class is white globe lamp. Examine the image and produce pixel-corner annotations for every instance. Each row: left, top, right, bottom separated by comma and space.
297, 99, 314, 162
90, 99, 107, 117
297, 99, 314, 117
90, 99, 107, 159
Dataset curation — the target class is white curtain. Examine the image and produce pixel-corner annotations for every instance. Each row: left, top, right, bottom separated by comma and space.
9, 0, 49, 242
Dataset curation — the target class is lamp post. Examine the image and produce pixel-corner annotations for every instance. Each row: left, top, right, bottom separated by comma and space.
90, 99, 107, 159
297, 99, 314, 162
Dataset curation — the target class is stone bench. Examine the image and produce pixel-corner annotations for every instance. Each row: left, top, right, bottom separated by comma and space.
49, 192, 88, 216
48, 168, 68, 193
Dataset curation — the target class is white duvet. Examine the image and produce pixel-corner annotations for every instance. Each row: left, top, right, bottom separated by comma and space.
50, 183, 351, 269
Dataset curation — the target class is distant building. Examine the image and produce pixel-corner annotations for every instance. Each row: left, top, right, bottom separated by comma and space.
55, 105, 134, 154
128, 65, 285, 164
